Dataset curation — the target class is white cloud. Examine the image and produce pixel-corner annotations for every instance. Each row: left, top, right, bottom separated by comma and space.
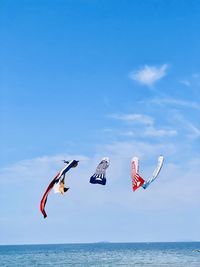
179, 72, 200, 88
108, 113, 177, 138
109, 113, 154, 126
144, 127, 177, 137
0, 154, 89, 185
129, 64, 168, 86
121, 127, 177, 138
120, 131, 135, 137
185, 122, 200, 139
179, 80, 191, 87
173, 114, 200, 139
148, 97, 200, 110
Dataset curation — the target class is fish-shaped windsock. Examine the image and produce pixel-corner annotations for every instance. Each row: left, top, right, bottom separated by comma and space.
40, 160, 79, 218
131, 157, 145, 191
142, 155, 164, 189
131, 156, 164, 191
90, 157, 110, 185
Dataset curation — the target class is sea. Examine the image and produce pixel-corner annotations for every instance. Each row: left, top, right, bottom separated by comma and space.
0, 242, 200, 267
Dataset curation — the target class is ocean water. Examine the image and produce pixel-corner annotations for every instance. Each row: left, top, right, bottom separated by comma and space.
0, 242, 200, 267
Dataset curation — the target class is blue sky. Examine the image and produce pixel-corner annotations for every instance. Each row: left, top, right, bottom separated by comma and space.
1, 0, 200, 245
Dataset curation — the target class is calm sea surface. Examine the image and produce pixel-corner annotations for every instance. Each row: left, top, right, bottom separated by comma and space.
0, 242, 200, 267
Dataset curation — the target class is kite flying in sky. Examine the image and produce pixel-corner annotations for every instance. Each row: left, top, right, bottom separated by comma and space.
90, 157, 110, 185
40, 160, 79, 218
131, 155, 164, 191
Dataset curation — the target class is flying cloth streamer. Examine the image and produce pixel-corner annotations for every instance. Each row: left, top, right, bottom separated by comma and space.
131, 156, 164, 191
142, 156, 164, 189
131, 157, 145, 191
90, 157, 110, 185
40, 160, 79, 218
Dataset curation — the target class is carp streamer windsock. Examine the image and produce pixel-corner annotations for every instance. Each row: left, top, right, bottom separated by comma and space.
131, 156, 164, 191
40, 160, 79, 218
131, 157, 145, 191
90, 157, 110, 185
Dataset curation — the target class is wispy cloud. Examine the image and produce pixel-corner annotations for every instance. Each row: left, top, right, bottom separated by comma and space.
179, 72, 200, 87
146, 97, 200, 110
129, 64, 168, 86
108, 113, 177, 138
109, 113, 154, 126
182, 121, 200, 139
188, 124, 200, 138
173, 114, 200, 139
144, 127, 177, 137
0, 154, 89, 185
179, 80, 191, 87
